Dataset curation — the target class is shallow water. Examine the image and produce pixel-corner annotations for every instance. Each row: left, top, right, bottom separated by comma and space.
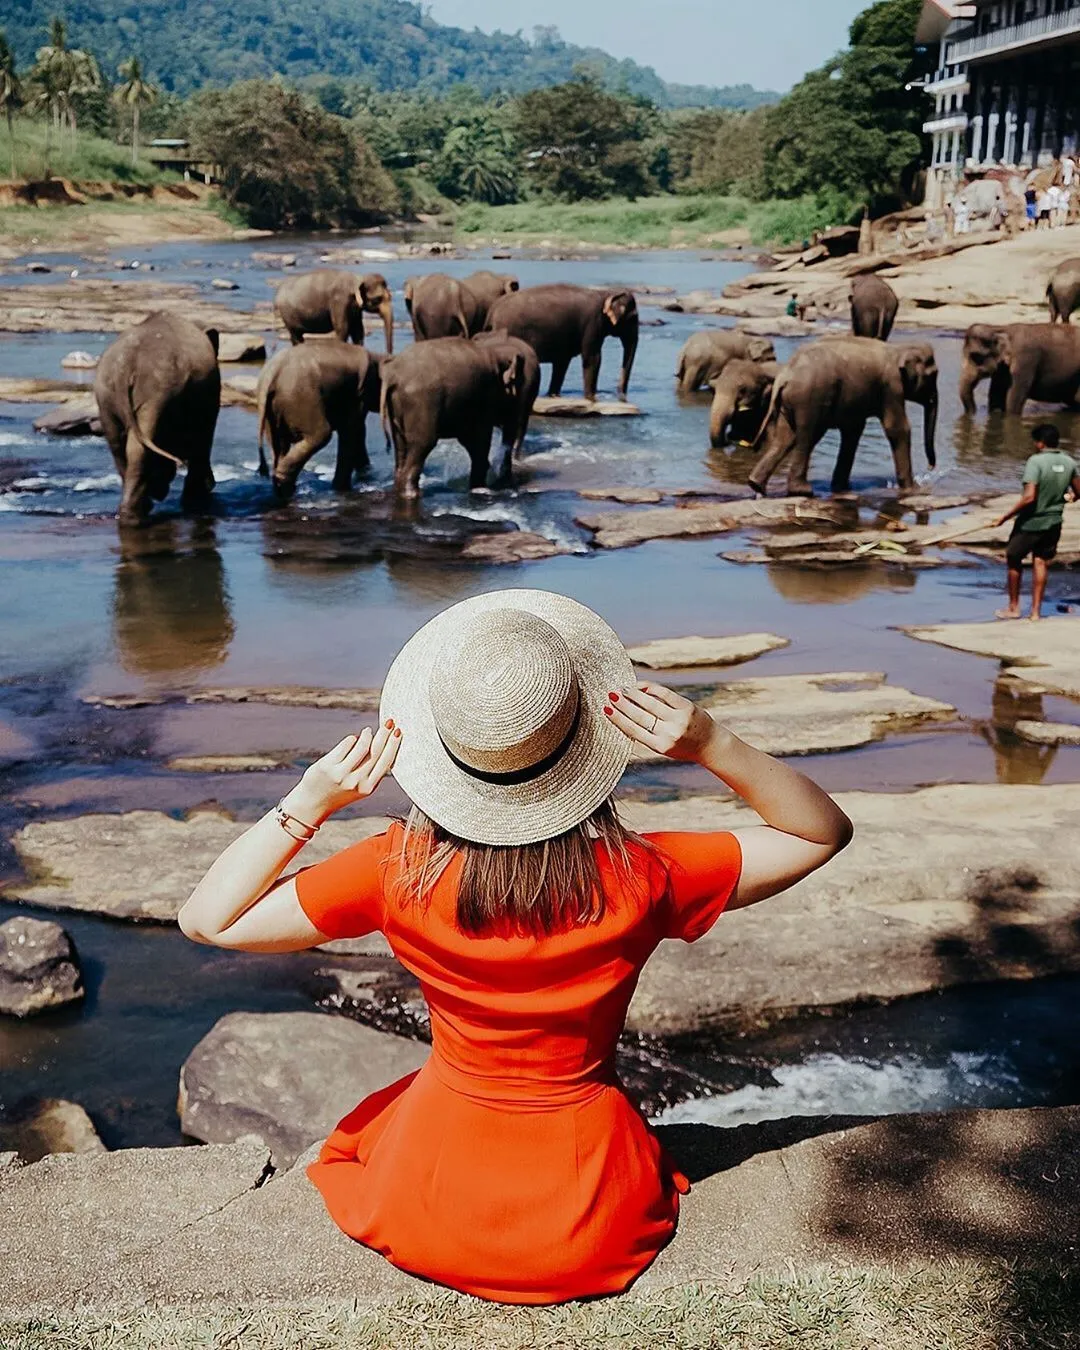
2, 235, 1079, 1144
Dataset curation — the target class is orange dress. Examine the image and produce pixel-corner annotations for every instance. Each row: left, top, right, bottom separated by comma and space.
296, 823, 741, 1305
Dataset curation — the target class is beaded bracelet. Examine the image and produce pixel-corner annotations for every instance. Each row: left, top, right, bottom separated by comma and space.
273, 800, 320, 842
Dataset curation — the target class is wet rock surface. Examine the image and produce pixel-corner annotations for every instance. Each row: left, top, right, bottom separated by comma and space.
532, 396, 642, 417
0, 1098, 105, 1163
1, 1106, 1078, 1314
622, 785, 1080, 1035
904, 618, 1080, 701
31, 399, 102, 437
216, 333, 266, 363
0, 279, 271, 334
0, 916, 83, 1017
1014, 720, 1080, 746
179, 1011, 428, 1167
626, 633, 790, 670
579, 496, 861, 550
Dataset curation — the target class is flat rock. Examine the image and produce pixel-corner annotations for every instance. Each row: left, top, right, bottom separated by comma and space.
6, 811, 392, 922
31, 397, 101, 437
904, 617, 1080, 700
166, 753, 299, 773
2, 1107, 1078, 1315
579, 497, 857, 550
626, 633, 789, 670
458, 530, 570, 562
0, 916, 83, 1017
83, 685, 381, 712
59, 350, 97, 369
532, 396, 642, 417
216, 332, 266, 363
632, 671, 953, 760
738, 316, 818, 338
1014, 720, 1080, 746
179, 1011, 428, 1167
0, 279, 272, 335
0, 1098, 105, 1164
210, 277, 239, 290
622, 784, 1080, 1035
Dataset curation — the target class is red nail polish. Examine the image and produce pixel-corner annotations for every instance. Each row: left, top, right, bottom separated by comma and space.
385, 718, 394, 730
609, 692, 620, 702
394, 727, 402, 738
604, 706, 613, 717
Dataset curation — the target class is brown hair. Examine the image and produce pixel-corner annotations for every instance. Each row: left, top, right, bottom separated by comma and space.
396, 799, 655, 936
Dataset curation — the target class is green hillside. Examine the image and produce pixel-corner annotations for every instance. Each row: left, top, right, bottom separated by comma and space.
3, 0, 777, 107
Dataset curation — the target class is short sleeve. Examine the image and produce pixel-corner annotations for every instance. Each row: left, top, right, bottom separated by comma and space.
295, 829, 394, 940
646, 831, 743, 944
1022, 455, 1041, 485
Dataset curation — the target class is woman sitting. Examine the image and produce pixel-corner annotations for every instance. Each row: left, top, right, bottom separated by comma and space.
179, 589, 852, 1306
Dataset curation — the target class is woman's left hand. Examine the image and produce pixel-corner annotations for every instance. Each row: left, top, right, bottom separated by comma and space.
285, 722, 401, 823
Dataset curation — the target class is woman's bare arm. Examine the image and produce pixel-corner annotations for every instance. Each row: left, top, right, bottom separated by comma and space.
607, 683, 852, 910
177, 724, 399, 952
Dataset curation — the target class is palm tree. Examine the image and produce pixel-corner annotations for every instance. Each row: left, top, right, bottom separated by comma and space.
66, 47, 101, 149
26, 59, 62, 175
35, 17, 72, 138
0, 33, 22, 180
115, 57, 157, 167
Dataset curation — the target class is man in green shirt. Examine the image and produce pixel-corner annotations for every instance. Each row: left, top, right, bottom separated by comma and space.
993, 424, 1080, 620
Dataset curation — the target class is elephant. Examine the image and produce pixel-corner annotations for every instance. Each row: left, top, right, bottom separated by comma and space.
675, 329, 776, 394
1047, 258, 1080, 324
472, 330, 541, 483
749, 336, 938, 497
484, 284, 639, 401
709, 360, 780, 449
257, 341, 384, 498
405, 270, 520, 340
94, 313, 221, 525
380, 336, 533, 498
959, 323, 1080, 414
850, 274, 899, 341
273, 269, 394, 352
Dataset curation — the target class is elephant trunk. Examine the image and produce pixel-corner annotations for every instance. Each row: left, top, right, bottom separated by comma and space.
618, 321, 639, 402
709, 394, 734, 449
958, 364, 980, 415
922, 389, 938, 470
379, 297, 394, 355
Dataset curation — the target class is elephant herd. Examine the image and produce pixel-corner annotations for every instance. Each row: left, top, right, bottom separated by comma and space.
93, 258, 1080, 523
94, 267, 638, 522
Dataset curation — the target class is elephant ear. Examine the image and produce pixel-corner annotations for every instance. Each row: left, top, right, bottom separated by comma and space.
603, 291, 636, 325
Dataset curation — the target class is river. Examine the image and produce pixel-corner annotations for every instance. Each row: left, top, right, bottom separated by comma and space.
1, 235, 1079, 1149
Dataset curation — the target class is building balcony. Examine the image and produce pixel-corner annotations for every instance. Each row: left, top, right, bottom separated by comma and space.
925, 71, 970, 95
945, 9, 1080, 64
924, 112, 970, 135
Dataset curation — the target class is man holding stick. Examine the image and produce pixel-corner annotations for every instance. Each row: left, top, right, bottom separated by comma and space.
994, 425, 1080, 621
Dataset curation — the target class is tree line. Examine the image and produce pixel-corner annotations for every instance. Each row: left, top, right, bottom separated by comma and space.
1, 0, 928, 232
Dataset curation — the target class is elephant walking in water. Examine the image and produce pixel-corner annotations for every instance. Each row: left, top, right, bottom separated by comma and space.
94, 313, 221, 525
405, 271, 519, 340
749, 337, 938, 497
274, 269, 394, 352
484, 284, 638, 401
258, 341, 384, 498
850, 275, 899, 341
675, 330, 776, 394
1047, 258, 1080, 323
381, 337, 535, 499
960, 323, 1080, 414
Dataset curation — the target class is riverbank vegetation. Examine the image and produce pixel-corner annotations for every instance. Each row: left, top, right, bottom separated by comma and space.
0, 0, 929, 244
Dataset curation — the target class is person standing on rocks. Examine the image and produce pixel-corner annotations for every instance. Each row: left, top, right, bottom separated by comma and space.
178, 588, 852, 1306
994, 425, 1080, 621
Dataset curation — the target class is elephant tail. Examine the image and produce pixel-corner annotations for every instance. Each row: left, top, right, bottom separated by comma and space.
449, 279, 470, 338
380, 380, 394, 453
124, 382, 185, 468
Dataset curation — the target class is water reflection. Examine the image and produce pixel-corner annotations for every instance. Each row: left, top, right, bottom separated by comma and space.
980, 679, 1058, 786
112, 520, 235, 678
952, 410, 1080, 469
763, 561, 918, 605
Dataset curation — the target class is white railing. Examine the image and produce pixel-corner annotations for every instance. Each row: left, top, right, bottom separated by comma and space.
924, 71, 970, 94
946, 9, 1080, 63
924, 113, 970, 134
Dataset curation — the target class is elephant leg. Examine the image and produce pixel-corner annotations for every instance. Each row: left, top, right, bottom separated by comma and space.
749, 415, 798, 494
333, 409, 369, 491
831, 419, 866, 495
547, 354, 572, 399
274, 427, 331, 499
785, 422, 824, 498
117, 428, 152, 526
988, 366, 1012, 413
1004, 362, 1035, 415
582, 349, 601, 402
462, 428, 494, 491
882, 401, 915, 489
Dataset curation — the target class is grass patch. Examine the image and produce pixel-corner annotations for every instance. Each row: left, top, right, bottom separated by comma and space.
3, 1261, 1078, 1350
453, 192, 856, 249
2, 119, 172, 185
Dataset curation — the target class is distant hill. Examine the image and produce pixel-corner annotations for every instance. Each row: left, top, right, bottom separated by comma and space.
4, 1, 778, 108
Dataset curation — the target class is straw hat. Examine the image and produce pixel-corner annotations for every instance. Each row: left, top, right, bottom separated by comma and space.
380, 589, 634, 846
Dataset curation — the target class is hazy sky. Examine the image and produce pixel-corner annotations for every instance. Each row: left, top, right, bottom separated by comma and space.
425, 0, 871, 92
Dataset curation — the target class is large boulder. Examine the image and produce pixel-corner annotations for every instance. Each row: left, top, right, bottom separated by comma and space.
216, 333, 266, 363
0, 916, 83, 1017
32, 398, 102, 437
0, 1098, 105, 1163
179, 1011, 429, 1166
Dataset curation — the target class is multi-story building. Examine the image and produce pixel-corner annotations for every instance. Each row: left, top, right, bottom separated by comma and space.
919, 0, 1080, 207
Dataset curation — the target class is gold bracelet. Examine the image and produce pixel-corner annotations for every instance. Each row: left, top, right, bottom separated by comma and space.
273, 800, 319, 842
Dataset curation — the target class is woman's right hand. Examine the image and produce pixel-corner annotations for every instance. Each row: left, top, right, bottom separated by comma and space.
284, 722, 401, 824
606, 683, 720, 763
